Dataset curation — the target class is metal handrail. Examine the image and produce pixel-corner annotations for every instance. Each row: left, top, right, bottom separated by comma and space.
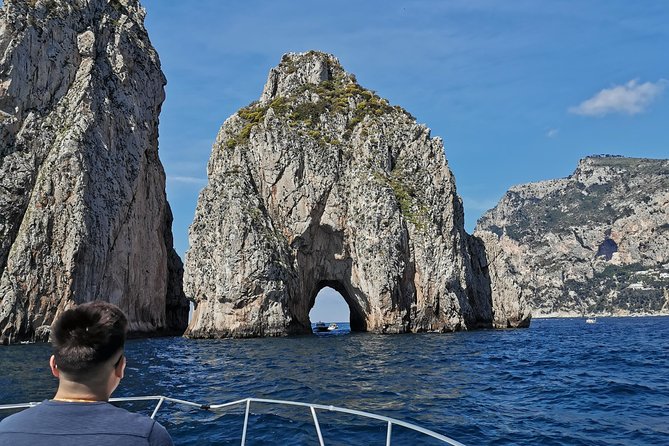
0, 395, 467, 446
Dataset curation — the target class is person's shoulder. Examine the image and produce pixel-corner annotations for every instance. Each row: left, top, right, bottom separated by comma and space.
1, 401, 173, 444
102, 403, 173, 444
0, 401, 48, 430
102, 402, 157, 427
148, 420, 174, 446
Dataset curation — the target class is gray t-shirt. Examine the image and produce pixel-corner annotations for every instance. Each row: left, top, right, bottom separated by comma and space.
0, 400, 173, 446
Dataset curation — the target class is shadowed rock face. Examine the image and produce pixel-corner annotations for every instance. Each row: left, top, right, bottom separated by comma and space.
476, 156, 669, 317
0, 0, 189, 343
184, 51, 530, 338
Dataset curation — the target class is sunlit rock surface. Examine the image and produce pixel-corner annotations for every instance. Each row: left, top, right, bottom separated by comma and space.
184, 51, 530, 338
0, 0, 189, 343
476, 156, 669, 317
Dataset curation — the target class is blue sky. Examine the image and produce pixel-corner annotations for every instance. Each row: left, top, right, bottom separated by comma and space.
138, 0, 668, 322
141, 0, 668, 243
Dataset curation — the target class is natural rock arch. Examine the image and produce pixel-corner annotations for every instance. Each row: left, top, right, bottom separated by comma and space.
184, 51, 530, 338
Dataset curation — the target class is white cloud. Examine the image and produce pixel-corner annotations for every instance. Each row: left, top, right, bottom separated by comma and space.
167, 175, 208, 185
546, 128, 559, 138
569, 79, 667, 116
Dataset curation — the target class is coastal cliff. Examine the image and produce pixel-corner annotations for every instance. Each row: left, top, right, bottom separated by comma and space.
184, 51, 530, 338
476, 156, 669, 317
0, 0, 189, 343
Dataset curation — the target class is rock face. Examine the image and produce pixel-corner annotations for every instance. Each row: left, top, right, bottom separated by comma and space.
0, 0, 189, 343
476, 156, 669, 317
184, 51, 530, 338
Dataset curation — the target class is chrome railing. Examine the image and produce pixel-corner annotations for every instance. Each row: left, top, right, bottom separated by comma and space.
1, 395, 467, 446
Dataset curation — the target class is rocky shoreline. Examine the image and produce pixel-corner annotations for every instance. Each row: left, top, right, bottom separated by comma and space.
534, 312, 669, 319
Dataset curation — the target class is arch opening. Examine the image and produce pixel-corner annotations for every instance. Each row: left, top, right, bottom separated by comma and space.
308, 281, 366, 333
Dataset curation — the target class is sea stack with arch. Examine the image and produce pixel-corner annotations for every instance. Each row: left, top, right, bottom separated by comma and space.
184, 51, 531, 337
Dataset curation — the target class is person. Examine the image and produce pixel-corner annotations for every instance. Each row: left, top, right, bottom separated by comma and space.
0, 301, 173, 446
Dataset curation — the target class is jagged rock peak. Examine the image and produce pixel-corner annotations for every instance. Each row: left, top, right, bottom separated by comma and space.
570, 154, 657, 185
260, 51, 353, 103
4, 0, 146, 18
184, 51, 530, 338
476, 155, 669, 318
0, 0, 189, 344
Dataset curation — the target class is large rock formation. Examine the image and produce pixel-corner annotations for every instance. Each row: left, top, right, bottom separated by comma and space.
0, 0, 189, 343
184, 51, 530, 338
476, 156, 669, 317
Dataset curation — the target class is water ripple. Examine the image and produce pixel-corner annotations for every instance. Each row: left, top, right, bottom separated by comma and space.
1, 317, 668, 445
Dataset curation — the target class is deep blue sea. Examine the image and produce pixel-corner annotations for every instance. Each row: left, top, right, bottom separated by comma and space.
1, 317, 668, 445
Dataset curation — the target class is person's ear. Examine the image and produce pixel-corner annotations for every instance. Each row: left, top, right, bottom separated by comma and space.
114, 355, 126, 379
49, 355, 60, 378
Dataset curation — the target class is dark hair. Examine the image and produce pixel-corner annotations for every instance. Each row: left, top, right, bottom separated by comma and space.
51, 301, 128, 375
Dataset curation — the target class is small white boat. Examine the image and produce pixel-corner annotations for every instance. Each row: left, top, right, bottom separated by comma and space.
585, 318, 596, 324
327, 323, 338, 331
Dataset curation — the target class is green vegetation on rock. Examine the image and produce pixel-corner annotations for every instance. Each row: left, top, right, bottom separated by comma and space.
374, 171, 428, 230
225, 71, 414, 149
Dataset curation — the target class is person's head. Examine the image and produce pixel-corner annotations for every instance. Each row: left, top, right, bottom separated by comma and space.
49, 301, 128, 397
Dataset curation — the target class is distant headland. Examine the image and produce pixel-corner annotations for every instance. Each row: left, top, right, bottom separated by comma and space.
476, 156, 669, 318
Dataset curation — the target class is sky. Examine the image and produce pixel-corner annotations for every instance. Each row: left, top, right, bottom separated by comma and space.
137, 0, 668, 322
6, 0, 666, 322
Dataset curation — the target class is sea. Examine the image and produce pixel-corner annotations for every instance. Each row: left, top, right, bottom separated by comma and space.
1, 317, 667, 445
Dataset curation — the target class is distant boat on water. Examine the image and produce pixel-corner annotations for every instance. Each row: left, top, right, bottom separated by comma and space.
313, 322, 340, 333
313, 322, 328, 332
585, 317, 597, 324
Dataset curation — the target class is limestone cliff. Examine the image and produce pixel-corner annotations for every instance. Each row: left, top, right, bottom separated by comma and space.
184, 51, 530, 338
476, 156, 669, 317
0, 0, 189, 343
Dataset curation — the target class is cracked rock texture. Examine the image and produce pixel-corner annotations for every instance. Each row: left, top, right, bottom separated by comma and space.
476, 156, 669, 317
184, 51, 530, 338
0, 0, 189, 343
